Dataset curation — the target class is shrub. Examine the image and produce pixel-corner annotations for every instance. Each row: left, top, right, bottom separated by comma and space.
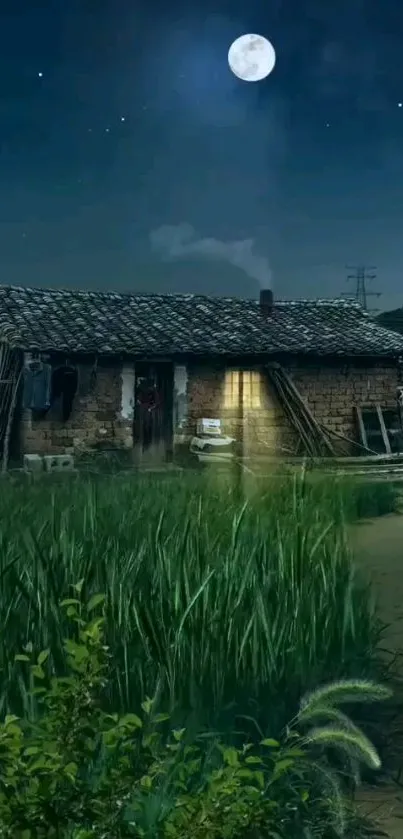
0, 590, 391, 838
345, 478, 400, 520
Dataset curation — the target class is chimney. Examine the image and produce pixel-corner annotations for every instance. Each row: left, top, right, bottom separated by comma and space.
259, 288, 274, 316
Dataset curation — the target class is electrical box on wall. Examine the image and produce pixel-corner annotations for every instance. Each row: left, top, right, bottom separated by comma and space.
196, 418, 221, 436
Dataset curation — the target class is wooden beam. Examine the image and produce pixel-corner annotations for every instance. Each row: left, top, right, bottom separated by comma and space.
376, 404, 392, 455
355, 406, 368, 450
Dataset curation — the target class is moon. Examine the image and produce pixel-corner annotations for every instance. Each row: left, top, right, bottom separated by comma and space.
228, 34, 276, 83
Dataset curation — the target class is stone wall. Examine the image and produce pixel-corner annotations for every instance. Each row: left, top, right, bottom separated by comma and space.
185, 360, 400, 455
185, 364, 289, 454
20, 358, 135, 456
290, 362, 399, 442
19, 356, 401, 458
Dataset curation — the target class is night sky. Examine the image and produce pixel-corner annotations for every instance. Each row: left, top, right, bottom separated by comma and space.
2, 0, 403, 309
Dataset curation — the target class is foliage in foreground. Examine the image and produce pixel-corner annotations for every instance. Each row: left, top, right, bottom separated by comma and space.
0, 471, 388, 736
0, 589, 391, 839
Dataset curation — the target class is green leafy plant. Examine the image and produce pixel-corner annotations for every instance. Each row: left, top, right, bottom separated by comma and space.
0, 590, 391, 838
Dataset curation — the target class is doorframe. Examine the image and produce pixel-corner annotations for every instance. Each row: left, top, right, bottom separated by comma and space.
133, 361, 174, 461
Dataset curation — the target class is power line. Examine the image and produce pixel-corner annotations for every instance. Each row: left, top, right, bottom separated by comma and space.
341, 265, 381, 311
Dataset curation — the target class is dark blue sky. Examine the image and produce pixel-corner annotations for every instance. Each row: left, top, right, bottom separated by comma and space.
1, 0, 403, 309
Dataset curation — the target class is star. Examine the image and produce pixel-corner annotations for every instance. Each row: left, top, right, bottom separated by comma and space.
325, 122, 330, 128
38, 72, 43, 78
120, 116, 125, 122
398, 103, 403, 108
105, 127, 110, 133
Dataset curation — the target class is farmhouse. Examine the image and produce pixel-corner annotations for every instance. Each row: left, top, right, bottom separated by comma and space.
0, 283, 403, 466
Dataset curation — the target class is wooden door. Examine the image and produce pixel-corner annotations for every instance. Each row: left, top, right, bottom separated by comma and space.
133, 362, 173, 459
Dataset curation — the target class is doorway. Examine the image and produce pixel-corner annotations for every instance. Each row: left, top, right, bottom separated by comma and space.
133, 362, 174, 462
0, 346, 22, 469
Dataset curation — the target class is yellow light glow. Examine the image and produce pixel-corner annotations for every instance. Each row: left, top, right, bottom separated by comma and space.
224, 370, 262, 409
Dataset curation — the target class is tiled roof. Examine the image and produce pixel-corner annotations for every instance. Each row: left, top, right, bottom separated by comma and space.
0, 283, 402, 358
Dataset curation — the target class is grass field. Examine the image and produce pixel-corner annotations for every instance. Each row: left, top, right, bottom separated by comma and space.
0, 470, 400, 837
0, 469, 397, 738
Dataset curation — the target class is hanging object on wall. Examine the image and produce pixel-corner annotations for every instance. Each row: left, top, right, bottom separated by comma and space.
22, 356, 52, 414
136, 377, 161, 412
51, 365, 78, 422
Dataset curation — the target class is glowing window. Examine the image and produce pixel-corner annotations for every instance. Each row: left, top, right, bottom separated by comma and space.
224, 370, 262, 409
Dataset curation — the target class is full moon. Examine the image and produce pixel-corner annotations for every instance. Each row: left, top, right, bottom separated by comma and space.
228, 33, 276, 83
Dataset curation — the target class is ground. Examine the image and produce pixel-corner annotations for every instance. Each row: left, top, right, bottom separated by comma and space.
351, 513, 403, 837
352, 514, 403, 653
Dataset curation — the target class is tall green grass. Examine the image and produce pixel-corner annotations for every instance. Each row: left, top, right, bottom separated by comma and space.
0, 471, 391, 737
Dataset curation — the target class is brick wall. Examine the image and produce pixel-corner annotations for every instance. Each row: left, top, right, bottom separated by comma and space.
19, 356, 401, 458
20, 358, 134, 456
185, 364, 288, 454
290, 362, 399, 442
185, 360, 400, 455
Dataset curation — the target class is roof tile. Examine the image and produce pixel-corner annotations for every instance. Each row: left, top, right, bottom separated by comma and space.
0, 284, 402, 358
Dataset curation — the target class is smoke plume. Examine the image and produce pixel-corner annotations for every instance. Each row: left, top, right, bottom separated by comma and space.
150, 223, 271, 288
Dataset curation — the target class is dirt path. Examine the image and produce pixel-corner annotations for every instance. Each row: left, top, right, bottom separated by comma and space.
350, 514, 403, 837
351, 514, 403, 652
355, 787, 403, 838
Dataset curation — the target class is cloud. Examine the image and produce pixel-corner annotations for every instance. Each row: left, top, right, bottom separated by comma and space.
150, 223, 272, 287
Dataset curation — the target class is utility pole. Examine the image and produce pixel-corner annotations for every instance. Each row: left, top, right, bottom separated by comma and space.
342, 265, 381, 311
